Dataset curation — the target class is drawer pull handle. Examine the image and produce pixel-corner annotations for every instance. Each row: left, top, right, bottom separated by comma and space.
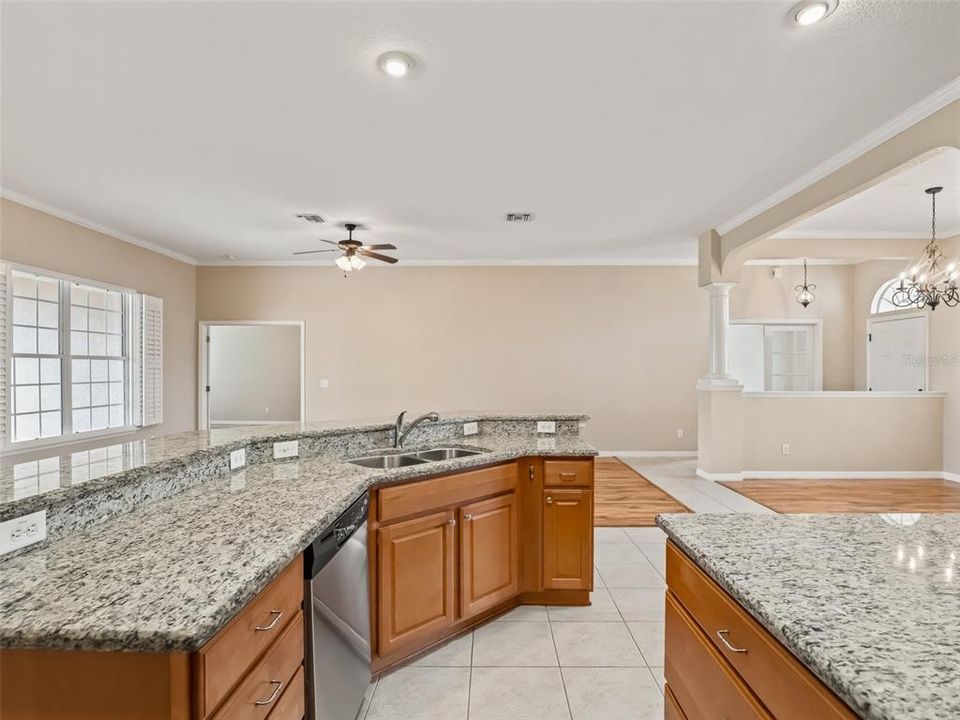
255, 610, 283, 632
546, 496, 553, 504
716, 629, 748, 653
254, 680, 284, 706
559, 472, 576, 481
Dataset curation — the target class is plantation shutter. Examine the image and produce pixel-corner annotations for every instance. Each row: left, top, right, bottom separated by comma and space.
0, 263, 7, 445
139, 294, 163, 427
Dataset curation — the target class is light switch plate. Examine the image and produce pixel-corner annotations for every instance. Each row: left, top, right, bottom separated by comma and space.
781, 443, 790, 455
273, 440, 299, 460
463, 421, 479, 436
536, 420, 556, 434
229, 448, 246, 470
0, 510, 47, 557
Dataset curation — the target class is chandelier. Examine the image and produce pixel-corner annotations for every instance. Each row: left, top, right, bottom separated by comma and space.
891, 186, 959, 311
795, 259, 816, 307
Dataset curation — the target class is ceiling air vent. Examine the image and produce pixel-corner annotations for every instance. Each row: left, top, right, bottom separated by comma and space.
296, 213, 325, 224
505, 212, 534, 223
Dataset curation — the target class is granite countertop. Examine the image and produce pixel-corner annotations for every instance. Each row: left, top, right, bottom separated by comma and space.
0, 432, 595, 653
657, 513, 960, 720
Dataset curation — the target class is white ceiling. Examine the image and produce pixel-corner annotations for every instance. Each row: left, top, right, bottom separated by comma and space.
2, 1, 959, 265
777, 148, 960, 239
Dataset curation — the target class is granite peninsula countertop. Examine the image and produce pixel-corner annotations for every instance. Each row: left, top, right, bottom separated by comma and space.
0, 430, 595, 653
657, 513, 960, 720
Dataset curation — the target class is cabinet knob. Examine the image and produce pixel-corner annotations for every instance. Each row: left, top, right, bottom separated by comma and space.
463, 514, 473, 521
447, 517, 456, 526
528, 466, 535, 481
546, 496, 553, 505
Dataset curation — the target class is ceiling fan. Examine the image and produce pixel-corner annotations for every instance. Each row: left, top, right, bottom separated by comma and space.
294, 223, 398, 272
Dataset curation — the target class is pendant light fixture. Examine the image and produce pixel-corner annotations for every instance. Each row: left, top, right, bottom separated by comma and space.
891, 187, 959, 311
795, 259, 816, 308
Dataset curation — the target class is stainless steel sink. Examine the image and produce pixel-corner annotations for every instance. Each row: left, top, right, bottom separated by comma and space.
347, 454, 429, 469
407, 447, 484, 461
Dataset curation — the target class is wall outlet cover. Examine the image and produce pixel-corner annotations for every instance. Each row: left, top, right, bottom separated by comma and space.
536, 420, 557, 434
229, 448, 247, 470
781, 443, 790, 455
676, 428, 685, 438
463, 421, 479, 436
0, 510, 47, 556
320, 379, 329, 389
273, 440, 299, 459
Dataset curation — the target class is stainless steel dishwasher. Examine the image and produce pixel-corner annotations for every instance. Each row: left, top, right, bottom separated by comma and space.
304, 492, 371, 720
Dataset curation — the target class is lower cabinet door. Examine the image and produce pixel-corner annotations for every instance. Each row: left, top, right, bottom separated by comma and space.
377, 510, 457, 658
460, 492, 519, 619
542, 488, 593, 590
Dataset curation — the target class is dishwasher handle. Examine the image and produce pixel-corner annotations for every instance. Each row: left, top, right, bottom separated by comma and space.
304, 493, 369, 579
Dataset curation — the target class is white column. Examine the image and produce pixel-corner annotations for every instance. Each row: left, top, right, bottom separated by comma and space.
701, 282, 739, 387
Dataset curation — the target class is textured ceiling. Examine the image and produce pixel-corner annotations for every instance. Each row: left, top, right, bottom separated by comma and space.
2, 1, 959, 264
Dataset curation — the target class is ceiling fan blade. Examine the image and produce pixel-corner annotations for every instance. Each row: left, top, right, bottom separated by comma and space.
293, 249, 340, 255
317, 238, 342, 247
359, 244, 397, 251
358, 249, 398, 264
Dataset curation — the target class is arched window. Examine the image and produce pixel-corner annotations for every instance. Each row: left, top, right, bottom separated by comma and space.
871, 278, 902, 314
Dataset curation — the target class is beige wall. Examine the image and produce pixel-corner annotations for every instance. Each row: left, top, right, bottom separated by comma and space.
0, 198, 198, 440
208, 324, 301, 423
741, 394, 944, 473
731, 264, 855, 390
197, 265, 709, 451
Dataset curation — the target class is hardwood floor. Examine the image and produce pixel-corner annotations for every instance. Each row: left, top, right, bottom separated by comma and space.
720, 478, 960, 514
594, 458, 690, 526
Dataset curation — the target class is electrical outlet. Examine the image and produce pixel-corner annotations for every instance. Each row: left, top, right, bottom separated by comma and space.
0, 510, 47, 556
463, 421, 479, 436
273, 440, 299, 460
537, 420, 556, 434
320, 379, 329, 389
265, 406, 270, 414
229, 448, 246, 470
676, 428, 684, 439
782, 443, 790, 455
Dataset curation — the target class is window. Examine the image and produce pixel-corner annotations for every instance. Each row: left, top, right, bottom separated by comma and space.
871, 278, 902, 314
3, 265, 164, 450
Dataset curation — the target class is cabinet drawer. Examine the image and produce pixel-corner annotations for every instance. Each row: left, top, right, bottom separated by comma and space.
543, 460, 592, 488
378, 463, 517, 523
268, 665, 305, 720
197, 556, 304, 717
212, 612, 304, 720
666, 542, 857, 720
665, 592, 771, 720
664, 684, 688, 720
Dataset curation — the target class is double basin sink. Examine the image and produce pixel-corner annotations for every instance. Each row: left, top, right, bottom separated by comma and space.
347, 446, 486, 469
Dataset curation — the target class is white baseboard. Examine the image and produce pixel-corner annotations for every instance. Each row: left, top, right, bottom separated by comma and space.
740, 470, 945, 480
942, 471, 960, 484
600, 450, 698, 458
696, 468, 744, 482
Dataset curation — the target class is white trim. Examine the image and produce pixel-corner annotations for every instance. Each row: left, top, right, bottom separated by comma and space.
209, 420, 296, 426
866, 312, 930, 392
598, 450, 698, 458
7, 262, 136, 295
742, 391, 945, 398
0, 427, 137, 458
696, 468, 744, 482
197, 320, 306, 431
197, 257, 700, 268
740, 470, 945, 480
743, 258, 855, 266
771, 229, 960, 241
696, 379, 744, 391
716, 77, 960, 236
943, 471, 960, 484
0, 188, 199, 266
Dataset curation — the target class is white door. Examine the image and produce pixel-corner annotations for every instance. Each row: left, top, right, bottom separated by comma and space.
868, 316, 926, 391
764, 325, 816, 391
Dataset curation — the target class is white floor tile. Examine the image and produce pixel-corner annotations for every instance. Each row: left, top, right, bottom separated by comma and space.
624, 527, 667, 545
409, 631, 473, 667
469, 667, 570, 720
627, 621, 664, 666
473, 621, 558, 666
594, 562, 663, 589
366, 666, 469, 720
551, 621, 645, 667
608, 588, 665, 622
546, 587, 623, 622
595, 542, 649, 564
648, 666, 665, 694
494, 604, 549, 622
632, 543, 666, 576
562, 667, 664, 720
593, 566, 605, 588
595, 526, 630, 543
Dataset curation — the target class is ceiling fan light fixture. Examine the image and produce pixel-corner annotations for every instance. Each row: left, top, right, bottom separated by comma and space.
335, 255, 353, 272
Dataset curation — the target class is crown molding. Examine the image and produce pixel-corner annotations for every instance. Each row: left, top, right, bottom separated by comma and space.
197, 257, 699, 268
0, 188, 199, 265
771, 229, 960, 240
716, 76, 960, 236
743, 258, 855, 266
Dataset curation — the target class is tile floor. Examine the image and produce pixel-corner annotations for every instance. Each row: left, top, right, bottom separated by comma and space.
358, 457, 765, 720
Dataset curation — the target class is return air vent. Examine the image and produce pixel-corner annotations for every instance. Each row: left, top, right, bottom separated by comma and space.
296, 213, 325, 224
505, 212, 534, 223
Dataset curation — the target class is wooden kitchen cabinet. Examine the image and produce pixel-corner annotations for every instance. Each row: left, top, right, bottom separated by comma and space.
459, 492, 519, 619
375, 509, 457, 658
542, 487, 593, 590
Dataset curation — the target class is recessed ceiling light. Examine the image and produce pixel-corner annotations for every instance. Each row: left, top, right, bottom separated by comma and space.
377, 51, 415, 78
792, 0, 835, 26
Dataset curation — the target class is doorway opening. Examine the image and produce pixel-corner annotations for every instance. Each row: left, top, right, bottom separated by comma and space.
197, 321, 305, 430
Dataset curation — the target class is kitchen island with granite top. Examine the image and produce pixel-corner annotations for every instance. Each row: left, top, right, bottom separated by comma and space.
0, 413, 597, 720
657, 513, 960, 720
